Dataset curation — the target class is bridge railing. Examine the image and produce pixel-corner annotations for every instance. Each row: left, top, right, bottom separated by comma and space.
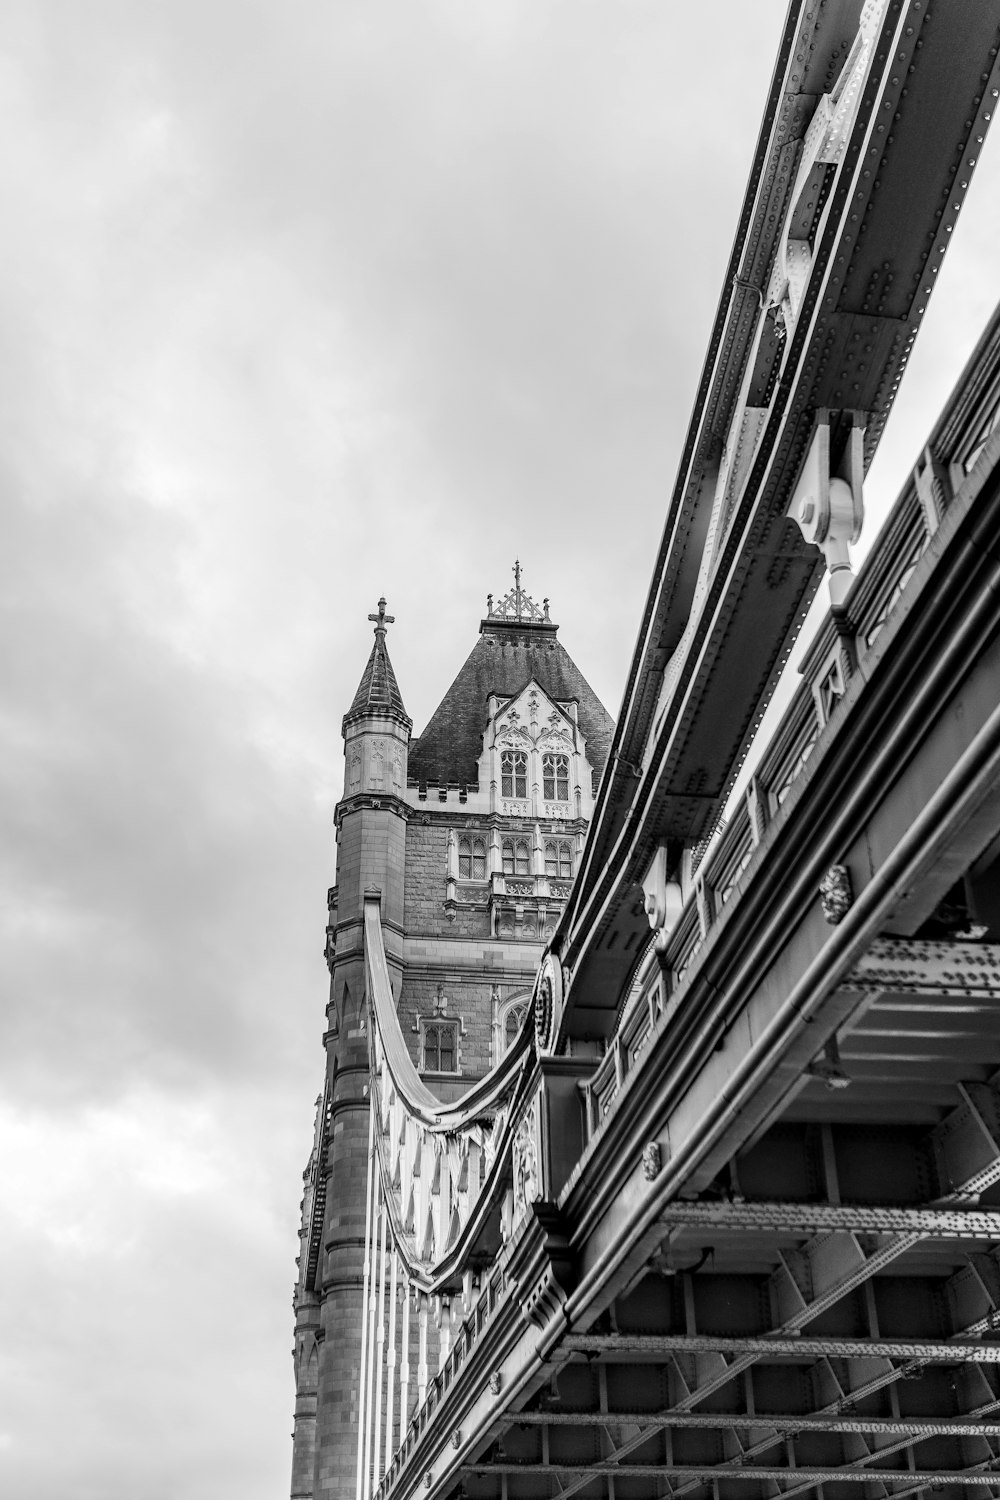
359, 896, 540, 1499
363, 897, 531, 1281
376, 1256, 511, 1500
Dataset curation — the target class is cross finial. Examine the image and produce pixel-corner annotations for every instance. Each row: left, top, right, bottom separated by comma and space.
512, 559, 523, 620
367, 596, 395, 637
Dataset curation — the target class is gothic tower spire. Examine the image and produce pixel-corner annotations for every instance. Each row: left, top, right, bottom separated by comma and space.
344, 598, 409, 726
291, 599, 413, 1500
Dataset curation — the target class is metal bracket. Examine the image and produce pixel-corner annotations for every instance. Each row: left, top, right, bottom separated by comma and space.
789, 415, 865, 605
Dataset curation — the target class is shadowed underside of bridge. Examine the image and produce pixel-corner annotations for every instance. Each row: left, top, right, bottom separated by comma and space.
333, 3, 1000, 1497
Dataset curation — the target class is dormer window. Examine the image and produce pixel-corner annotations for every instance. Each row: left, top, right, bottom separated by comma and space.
542, 752, 569, 802
544, 839, 573, 879
502, 838, 530, 877
501, 750, 527, 799
458, 837, 486, 880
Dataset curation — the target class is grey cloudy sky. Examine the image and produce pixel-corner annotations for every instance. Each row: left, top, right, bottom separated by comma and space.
3, 4, 999, 1498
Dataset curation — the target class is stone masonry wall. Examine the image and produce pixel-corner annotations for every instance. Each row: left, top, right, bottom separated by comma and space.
403, 819, 489, 938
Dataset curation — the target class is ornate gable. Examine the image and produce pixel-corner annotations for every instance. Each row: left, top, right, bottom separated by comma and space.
477, 679, 594, 822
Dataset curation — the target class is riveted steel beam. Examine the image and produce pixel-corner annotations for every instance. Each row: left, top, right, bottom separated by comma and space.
844, 939, 1000, 996
511, 1410, 1000, 1439
567, 1333, 1000, 1364
657, 1201, 1000, 1239
464, 1460, 1000, 1486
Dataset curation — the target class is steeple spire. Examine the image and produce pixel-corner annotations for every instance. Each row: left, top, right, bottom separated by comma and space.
343, 596, 410, 729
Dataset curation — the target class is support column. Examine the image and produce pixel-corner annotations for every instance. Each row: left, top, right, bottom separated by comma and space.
354, 1100, 377, 1500
399, 1277, 411, 1436
372, 1209, 388, 1484
313, 1011, 371, 1500
384, 1249, 398, 1473
417, 1294, 429, 1405
436, 1297, 451, 1371
361, 1174, 380, 1499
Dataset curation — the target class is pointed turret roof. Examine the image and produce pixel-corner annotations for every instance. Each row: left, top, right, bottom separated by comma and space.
408, 567, 614, 789
343, 597, 411, 731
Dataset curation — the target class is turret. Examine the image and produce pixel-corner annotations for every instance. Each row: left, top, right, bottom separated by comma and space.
292, 599, 412, 1500
336, 597, 412, 931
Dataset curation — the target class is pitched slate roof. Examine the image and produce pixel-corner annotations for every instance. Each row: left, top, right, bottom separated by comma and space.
343, 634, 410, 728
408, 620, 614, 790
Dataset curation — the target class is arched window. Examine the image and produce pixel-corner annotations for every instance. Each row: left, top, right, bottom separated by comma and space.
505, 1003, 527, 1050
542, 752, 569, 802
501, 750, 527, 799
545, 840, 574, 879
458, 837, 486, 879
502, 838, 530, 877
495, 993, 530, 1063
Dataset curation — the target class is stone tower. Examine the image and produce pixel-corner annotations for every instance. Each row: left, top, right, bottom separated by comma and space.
291, 570, 613, 1499
291, 599, 412, 1500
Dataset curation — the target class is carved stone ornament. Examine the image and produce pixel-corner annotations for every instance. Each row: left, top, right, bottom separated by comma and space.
487, 559, 551, 624
533, 953, 563, 1055
370, 738, 386, 788
534, 970, 553, 1052
641, 1141, 662, 1181
488, 1372, 502, 1395
497, 725, 533, 749
819, 863, 853, 924
505, 1200, 576, 1331
511, 1098, 540, 1229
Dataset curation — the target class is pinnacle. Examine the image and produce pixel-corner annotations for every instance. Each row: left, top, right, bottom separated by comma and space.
344, 598, 410, 727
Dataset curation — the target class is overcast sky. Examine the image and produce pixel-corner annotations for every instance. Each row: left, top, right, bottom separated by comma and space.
3, 5, 1000, 1498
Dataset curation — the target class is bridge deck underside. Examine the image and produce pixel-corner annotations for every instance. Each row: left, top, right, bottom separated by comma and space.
448, 929, 1000, 1500
789, 989, 1000, 1125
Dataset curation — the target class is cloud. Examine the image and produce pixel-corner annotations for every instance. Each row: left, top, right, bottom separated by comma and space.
0, 1089, 298, 1500
3, 1, 1000, 1497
